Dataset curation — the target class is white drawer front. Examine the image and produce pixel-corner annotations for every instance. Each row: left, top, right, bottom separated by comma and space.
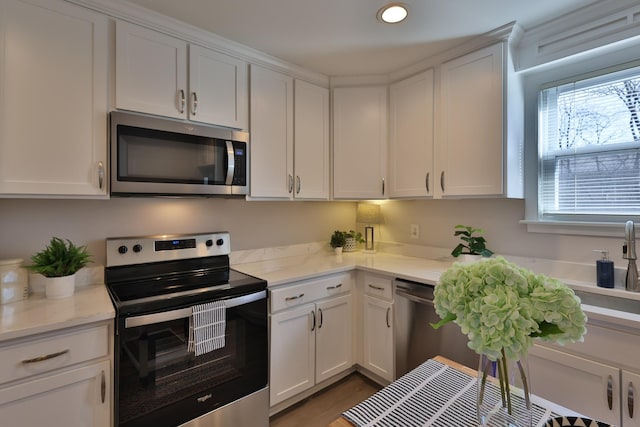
363, 274, 393, 300
0, 323, 110, 385
270, 273, 352, 313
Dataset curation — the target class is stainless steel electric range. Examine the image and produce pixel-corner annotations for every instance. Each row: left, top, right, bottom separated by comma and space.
104, 232, 268, 427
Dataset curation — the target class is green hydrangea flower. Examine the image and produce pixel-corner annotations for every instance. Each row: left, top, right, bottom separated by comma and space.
433, 257, 587, 361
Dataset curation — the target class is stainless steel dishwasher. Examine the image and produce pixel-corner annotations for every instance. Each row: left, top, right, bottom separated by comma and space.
394, 278, 478, 377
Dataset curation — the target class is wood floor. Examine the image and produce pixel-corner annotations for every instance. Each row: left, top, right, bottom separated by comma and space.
269, 373, 381, 427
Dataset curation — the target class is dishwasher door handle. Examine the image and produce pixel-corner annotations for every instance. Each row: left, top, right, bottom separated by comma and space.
395, 286, 435, 306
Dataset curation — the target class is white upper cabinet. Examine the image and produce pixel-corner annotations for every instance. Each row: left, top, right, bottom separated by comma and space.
389, 69, 435, 198
0, 0, 108, 197
293, 80, 330, 200
437, 41, 523, 198
116, 21, 248, 129
333, 86, 388, 200
249, 64, 294, 198
189, 45, 248, 129
116, 21, 187, 120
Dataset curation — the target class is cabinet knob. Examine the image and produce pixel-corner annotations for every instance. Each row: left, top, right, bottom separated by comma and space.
310, 310, 316, 331
425, 172, 430, 193
296, 176, 301, 194
440, 171, 445, 192
178, 89, 186, 114
607, 375, 614, 410
386, 307, 391, 328
191, 91, 198, 115
98, 161, 105, 190
288, 174, 294, 194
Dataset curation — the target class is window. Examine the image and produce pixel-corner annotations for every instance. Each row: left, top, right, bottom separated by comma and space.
538, 65, 640, 221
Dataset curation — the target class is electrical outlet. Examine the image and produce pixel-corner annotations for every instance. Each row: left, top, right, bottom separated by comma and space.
410, 224, 419, 239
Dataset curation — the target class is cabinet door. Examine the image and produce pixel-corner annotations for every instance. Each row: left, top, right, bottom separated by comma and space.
0, 0, 108, 197
389, 69, 434, 198
115, 20, 187, 119
249, 65, 294, 198
315, 294, 353, 383
270, 303, 315, 406
0, 360, 110, 427
189, 45, 248, 129
293, 80, 329, 200
333, 86, 388, 199
623, 370, 640, 427
438, 42, 504, 197
528, 344, 620, 426
363, 295, 394, 381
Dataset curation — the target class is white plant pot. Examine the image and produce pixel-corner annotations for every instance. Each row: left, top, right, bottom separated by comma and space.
455, 254, 484, 264
334, 247, 343, 255
343, 237, 356, 252
44, 274, 76, 299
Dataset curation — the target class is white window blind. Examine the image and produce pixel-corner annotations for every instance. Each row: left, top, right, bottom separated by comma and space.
538, 65, 640, 219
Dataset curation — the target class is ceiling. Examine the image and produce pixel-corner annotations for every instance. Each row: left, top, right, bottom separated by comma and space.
124, 0, 599, 76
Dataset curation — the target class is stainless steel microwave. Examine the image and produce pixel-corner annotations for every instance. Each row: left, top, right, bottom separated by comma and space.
110, 111, 249, 197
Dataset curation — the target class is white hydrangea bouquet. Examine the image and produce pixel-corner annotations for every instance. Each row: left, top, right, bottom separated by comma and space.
432, 256, 587, 421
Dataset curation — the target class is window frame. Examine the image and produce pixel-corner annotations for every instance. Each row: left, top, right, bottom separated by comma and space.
523, 44, 640, 236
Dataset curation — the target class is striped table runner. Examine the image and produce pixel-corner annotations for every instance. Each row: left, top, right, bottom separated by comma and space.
343, 359, 559, 427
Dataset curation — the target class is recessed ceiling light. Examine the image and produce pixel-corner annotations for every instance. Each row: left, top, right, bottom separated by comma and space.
377, 3, 408, 24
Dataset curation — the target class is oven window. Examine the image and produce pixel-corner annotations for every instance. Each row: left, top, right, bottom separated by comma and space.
117, 125, 227, 185
116, 296, 267, 427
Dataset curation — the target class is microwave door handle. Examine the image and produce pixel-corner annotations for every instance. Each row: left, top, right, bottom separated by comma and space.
225, 140, 235, 185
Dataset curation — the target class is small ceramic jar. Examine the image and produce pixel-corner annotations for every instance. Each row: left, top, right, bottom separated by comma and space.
0, 259, 29, 304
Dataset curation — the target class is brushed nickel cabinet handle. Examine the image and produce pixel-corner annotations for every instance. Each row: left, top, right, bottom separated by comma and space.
98, 161, 104, 190
296, 176, 301, 194
629, 381, 635, 418
440, 171, 445, 192
426, 172, 430, 193
288, 174, 293, 193
386, 307, 391, 328
607, 375, 614, 410
285, 293, 304, 301
318, 308, 323, 329
327, 283, 343, 290
101, 370, 106, 404
22, 349, 69, 364
311, 310, 316, 331
368, 284, 384, 291
382, 178, 385, 196
191, 92, 198, 115
178, 89, 186, 114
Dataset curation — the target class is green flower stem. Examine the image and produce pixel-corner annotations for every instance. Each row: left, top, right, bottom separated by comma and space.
499, 349, 513, 414
479, 358, 491, 405
517, 359, 531, 410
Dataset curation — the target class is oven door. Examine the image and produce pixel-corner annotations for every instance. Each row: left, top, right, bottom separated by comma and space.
114, 290, 268, 427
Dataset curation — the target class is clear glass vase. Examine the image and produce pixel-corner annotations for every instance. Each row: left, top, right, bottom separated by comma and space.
477, 352, 532, 427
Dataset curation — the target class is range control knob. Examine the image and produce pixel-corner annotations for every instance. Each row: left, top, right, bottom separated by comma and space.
216, 238, 224, 246
205, 239, 213, 247
118, 245, 128, 255
132, 244, 142, 253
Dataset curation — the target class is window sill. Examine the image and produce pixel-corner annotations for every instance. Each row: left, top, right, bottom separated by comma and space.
520, 219, 627, 237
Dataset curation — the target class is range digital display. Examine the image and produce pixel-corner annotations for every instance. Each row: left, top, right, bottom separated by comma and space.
155, 238, 197, 251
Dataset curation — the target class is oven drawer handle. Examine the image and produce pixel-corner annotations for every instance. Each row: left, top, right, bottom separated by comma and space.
285, 293, 304, 301
125, 290, 267, 329
21, 349, 69, 364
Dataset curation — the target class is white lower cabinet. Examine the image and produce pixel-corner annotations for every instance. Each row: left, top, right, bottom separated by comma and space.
360, 273, 394, 382
0, 321, 112, 427
0, 360, 110, 427
529, 344, 620, 425
362, 295, 393, 382
623, 370, 640, 427
269, 273, 353, 407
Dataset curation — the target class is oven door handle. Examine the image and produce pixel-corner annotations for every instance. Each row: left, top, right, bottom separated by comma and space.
124, 290, 267, 329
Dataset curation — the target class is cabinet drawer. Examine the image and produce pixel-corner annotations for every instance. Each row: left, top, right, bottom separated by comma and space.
270, 273, 352, 313
363, 274, 393, 301
0, 323, 110, 385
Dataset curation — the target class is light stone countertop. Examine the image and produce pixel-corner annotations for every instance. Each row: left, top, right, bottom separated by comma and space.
233, 249, 640, 332
0, 283, 114, 342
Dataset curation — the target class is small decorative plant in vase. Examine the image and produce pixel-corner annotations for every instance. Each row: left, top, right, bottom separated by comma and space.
432, 257, 587, 427
28, 237, 91, 299
451, 224, 494, 260
330, 230, 347, 254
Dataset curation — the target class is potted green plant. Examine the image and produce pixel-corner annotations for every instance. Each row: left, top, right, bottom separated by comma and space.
28, 237, 91, 299
451, 225, 493, 259
330, 230, 347, 254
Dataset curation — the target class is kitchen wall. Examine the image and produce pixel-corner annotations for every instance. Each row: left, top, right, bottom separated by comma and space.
1, 196, 628, 270
0, 198, 355, 264
379, 198, 626, 267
